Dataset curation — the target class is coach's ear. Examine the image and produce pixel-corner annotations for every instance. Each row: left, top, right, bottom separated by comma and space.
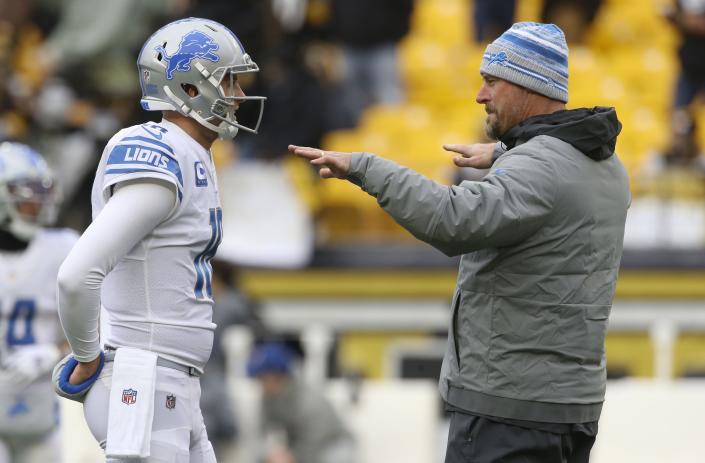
52, 351, 105, 403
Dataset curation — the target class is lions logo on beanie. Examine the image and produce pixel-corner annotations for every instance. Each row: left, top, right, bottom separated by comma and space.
480, 22, 569, 103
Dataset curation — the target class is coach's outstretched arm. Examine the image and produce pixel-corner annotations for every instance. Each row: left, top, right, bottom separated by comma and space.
56, 179, 176, 384
289, 144, 555, 256
289, 143, 497, 176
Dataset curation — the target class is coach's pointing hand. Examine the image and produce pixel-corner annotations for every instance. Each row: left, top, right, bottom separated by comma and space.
288, 145, 351, 179
443, 143, 495, 169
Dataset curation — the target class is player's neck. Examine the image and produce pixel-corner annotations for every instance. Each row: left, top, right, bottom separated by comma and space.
162, 112, 218, 149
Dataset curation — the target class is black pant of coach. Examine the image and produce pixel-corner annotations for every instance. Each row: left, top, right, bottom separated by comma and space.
444, 409, 598, 463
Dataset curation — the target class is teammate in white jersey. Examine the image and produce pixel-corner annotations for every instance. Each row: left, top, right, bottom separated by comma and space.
0, 142, 78, 463
52, 18, 264, 462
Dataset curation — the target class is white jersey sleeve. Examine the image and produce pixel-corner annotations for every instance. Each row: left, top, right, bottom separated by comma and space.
99, 123, 184, 206
57, 180, 175, 362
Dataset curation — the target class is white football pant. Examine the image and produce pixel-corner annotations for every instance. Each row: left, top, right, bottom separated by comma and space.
84, 363, 216, 463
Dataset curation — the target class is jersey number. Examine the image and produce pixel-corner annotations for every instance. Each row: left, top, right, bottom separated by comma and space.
194, 207, 223, 299
141, 123, 168, 140
6, 300, 36, 346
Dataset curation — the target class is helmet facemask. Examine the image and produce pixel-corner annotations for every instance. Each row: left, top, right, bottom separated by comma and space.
196, 59, 265, 138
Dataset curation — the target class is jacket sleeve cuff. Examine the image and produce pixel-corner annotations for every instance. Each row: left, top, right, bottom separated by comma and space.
492, 142, 507, 163
346, 152, 374, 187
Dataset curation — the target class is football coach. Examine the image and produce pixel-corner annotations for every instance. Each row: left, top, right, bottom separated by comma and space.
290, 22, 630, 463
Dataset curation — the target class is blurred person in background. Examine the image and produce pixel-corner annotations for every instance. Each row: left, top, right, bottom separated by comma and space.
0, 142, 78, 463
2, 0, 190, 232
34, 0, 191, 231
660, 0, 705, 170
472, 0, 516, 43
329, 0, 414, 123
233, 30, 341, 160
290, 22, 630, 462
540, 0, 603, 44
52, 17, 264, 462
0, 0, 49, 142
192, 0, 354, 160
645, 109, 705, 174
39, 0, 190, 98
248, 342, 355, 463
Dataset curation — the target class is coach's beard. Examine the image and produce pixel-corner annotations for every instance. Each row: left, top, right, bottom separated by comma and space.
484, 113, 502, 141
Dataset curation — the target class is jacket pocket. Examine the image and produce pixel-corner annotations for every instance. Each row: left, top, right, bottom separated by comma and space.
449, 289, 461, 371
583, 304, 611, 363
487, 297, 611, 400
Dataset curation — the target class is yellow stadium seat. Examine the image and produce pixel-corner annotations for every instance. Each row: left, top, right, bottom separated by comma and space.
338, 332, 430, 379
692, 105, 705, 153
514, 0, 543, 23
605, 332, 654, 377
410, 0, 469, 46
359, 104, 433, 140
674, 333, 705, 377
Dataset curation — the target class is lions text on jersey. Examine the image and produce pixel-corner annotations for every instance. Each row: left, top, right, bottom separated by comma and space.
91, 119, 222, 372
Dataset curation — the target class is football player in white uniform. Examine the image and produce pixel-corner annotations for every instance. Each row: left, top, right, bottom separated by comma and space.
52, 18, 264, 462
0, 142, 78, 463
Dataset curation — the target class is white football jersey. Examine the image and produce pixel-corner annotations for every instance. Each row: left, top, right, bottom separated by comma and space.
0, 229, 78, 362
0, 228, 78, 433
92, 119, 222, 372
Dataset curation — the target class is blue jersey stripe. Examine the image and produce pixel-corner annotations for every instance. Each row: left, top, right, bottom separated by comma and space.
120, 136, 174, 154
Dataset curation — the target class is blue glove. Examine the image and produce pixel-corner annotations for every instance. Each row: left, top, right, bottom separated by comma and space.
52, 351, 105, 403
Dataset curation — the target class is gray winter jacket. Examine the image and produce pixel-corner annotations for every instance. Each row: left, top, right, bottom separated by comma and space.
347, 107, 630, 423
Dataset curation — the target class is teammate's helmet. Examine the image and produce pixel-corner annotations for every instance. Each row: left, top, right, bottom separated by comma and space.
0, 142, 59, 241
137, 17, 265, 139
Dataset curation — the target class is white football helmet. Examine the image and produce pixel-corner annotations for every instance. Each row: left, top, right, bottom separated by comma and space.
0, 142, 59, 241
137, 17, 266, 139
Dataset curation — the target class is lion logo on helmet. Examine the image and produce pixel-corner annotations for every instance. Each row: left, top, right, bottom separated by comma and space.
155, 30, 220, 80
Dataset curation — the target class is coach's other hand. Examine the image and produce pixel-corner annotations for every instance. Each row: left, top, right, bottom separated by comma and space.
444, 143, 495, 169
288, 145, 351, 179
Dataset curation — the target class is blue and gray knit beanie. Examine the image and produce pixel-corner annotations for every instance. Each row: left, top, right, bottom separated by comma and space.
480, 22, 569, 103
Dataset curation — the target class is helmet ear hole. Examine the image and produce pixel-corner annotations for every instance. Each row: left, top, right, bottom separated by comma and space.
181, 84, 199, 97
157, 42, 167, 61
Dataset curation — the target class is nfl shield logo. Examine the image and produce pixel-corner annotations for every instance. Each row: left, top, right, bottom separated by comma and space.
166, 394, 176, 409
122, 388, 138, 405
